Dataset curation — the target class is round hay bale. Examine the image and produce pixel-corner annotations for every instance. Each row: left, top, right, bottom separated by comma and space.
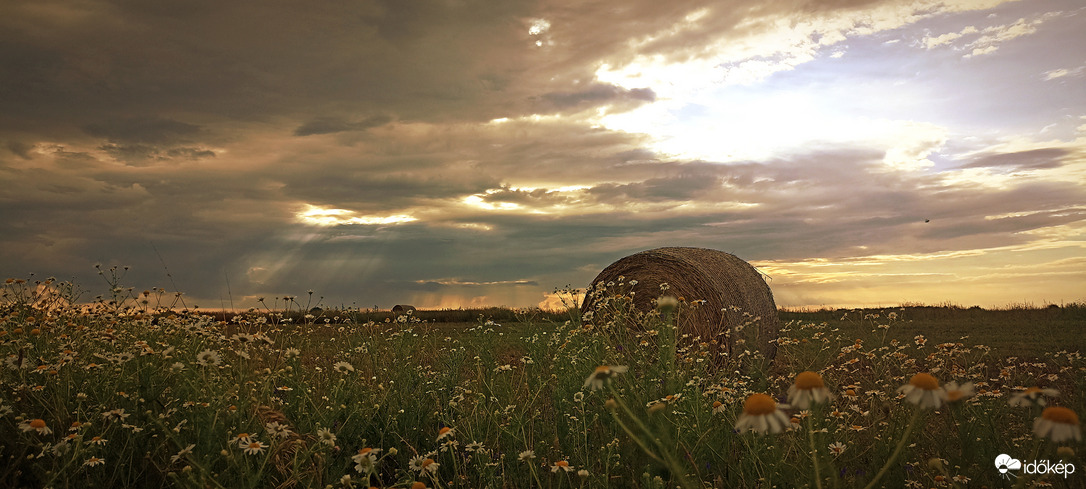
391, 304, 416, 314
580, 247, 779, 359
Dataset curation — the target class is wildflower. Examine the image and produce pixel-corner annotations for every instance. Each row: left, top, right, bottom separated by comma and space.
944, 381, 975, 403
317, 427, 337, 446
333, 361, 354, 373
409, 455, 439, 473
171, 444, 195, 463
827, 442, 846, 456
284, 348, 301, 359
712, 400, 726, 415
83, 456, 105, 467
1033, 406, 1081, 443
1008, 387, 1059, 407
465, 441, 483, 452
577, 469, 590, 477
518, 450, 536, 461
195, 349, 221, 366
897, 373, 947, 409
234, 432, 253, 444
436, 426, 455, 441
410, 482, 429, 489
787, 371, 833, 409
552, 460, 575, 472
353, 447, 381, 473
583, 365, 628, 390
20, 418, 52, 435
243, 440, 267, 455
88, 435, 108, 445
734, 393, 790, 434
102, 408, 130, 422
573, 392, 584, 402
265, 421, 293, 439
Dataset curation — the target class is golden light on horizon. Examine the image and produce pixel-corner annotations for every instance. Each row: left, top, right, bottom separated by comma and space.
296, 204, 417, 227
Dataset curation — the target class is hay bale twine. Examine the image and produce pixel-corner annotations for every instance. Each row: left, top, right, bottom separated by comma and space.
580, 247, 779, 359
391, 304, 416, 314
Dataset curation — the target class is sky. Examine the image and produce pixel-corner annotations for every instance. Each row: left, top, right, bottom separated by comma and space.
1, 0, 1084, 311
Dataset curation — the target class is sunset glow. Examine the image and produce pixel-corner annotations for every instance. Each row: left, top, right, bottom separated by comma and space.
0, 0, 1083, 310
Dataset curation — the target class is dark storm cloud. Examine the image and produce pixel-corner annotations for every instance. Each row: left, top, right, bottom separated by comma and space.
5, 140, 34, 160
82, 117, 202, 145
1, 0, 1082, 309
294, 115, 394, 137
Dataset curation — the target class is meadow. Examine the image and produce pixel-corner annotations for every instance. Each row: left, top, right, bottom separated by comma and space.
1, 274, 1084, 489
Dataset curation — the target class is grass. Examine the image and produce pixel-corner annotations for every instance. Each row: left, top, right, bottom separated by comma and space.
1, 275, 1084, 488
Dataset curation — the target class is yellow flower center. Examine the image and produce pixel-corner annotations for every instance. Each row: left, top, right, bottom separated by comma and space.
594, 366, 611, 374
248, 442, 262, 449
909, 373, 940, 391
438, 427, 452, 436
1042, 407, 1080, 426
712, 401, 722, 409
1024, 386, 1043, 395
743, 393, 777, 415
422, 458, 435, 467
30, 419, 46, 429
411, 482, 428, 489
946, 391, 964, 402
794, 371, 824, 390
556, 460, 569, 467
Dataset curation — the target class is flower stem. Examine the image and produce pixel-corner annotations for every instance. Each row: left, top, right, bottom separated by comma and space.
807, 420, 823, 489
862, 407, 923, 489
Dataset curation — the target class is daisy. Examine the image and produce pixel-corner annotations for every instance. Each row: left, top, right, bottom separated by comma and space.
436, 426, 455, 441
897, 373, 947, 409
409, 455, 439, 473
284, 348, 301, 359
88, 435, 108, 445
1008, 387, 1059, 407
712, 400, 726, 415
316, 427, 337, 446
827, 442, 846, 456
944, 381, 975, 403
83, 456, 105, 467
19, 418, 52, 434
195, 349, 221, 367
551, 460, 575, 473
352, 447, 380, 473
787, 371, 833, 409
734, 393, 790, 434
171, 444, 195, 463
410, 482, 429, 489
265, 421, 293, 439
518, 450, 536, 462
1033, 406, 1081, 443
583, 365, 628, 391
243, 440, 267, 455
333, 361, 354, 373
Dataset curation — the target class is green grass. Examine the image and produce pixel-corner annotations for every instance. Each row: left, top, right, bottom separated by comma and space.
1, 276, 1084, 488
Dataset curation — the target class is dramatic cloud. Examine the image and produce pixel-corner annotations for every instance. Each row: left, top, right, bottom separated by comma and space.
0, 0, 1083, 310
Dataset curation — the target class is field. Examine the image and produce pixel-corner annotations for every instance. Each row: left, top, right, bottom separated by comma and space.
2, 277, 1084, 488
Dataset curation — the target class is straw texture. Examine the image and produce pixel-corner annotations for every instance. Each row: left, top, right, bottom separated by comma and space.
580, 247, 779, 359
